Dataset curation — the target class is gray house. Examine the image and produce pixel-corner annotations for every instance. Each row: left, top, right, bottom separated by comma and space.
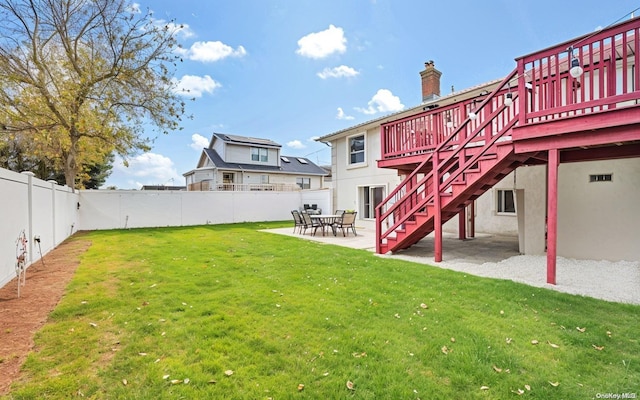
183, 133, 327, 191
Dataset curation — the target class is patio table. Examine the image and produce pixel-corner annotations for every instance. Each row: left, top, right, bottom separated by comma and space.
310, 214, 342, 236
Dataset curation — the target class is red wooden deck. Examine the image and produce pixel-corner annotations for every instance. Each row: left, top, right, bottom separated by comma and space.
374, 17, 640, 284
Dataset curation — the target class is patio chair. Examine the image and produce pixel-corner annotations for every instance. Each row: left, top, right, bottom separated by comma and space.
335, 209, 345, 216
300, 211, 324, 236
334, 211, 357, 236
291, 210, 305, 233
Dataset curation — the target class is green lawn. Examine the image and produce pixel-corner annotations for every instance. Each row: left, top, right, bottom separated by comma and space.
5, 222, 639, 399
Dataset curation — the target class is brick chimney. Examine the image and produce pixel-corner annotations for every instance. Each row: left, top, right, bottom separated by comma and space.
420, 60, 441, 102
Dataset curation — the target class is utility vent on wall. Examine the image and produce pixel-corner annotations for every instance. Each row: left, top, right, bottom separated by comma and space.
589, 174, 612, 182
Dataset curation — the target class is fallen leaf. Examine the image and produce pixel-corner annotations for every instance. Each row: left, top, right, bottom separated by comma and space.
592, 344, 604, 351
208, 379, 217, 384
548, 381, 560, 387
513, 388, 525, 395
162, 375, 170, 380
441, 346, 449, 354
606, 331, 612, 337
492, 365, 502, 373
323, 372, 329, 376
297, 384, 305, 391
183, 378, 190, 384
500, 310, 504, 315
89, 322, 97, 327
525, 384, 531, 391
450, 337, 456, 343
224, 370, 234, 376
394, 313, 400, 318
576, 327, 586, 333
346, 380, 355, 390
122, 379, 128, 386
506, 337, 512, 344
138, 352, 147, 356
420, 303, 428, 309
531, 340, 539, 345
170, 379, 182, 385
547, 341, 560, 348
480, 386, 489, 390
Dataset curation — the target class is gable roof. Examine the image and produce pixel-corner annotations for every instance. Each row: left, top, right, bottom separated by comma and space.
199, 148, 327, 176
212, 132, 281, 148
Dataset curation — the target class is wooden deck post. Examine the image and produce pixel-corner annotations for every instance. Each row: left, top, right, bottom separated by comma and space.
458, 207, 466, 240
546, 148, 559, 285
469, 201, 475, 238
434, 154, 442, 262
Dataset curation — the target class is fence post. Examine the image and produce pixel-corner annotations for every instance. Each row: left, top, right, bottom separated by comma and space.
21, 171, 35, 264
48, 180, 57, 246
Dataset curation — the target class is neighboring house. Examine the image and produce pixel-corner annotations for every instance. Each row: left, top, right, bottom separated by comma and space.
184, 133, 327, 191
318, 37, 640, 267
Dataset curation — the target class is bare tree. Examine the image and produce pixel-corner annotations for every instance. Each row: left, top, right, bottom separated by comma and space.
0, 0, 186, 188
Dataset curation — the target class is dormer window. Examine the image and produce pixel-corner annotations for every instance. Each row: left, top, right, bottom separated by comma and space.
251, 147, 268, 162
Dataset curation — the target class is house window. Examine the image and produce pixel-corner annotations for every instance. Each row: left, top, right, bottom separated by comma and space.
360, 186, 385, 219
348, 134, 365, 165
296, 177, 310, 189
251, 147, 268, 162
497, 189, 516, 214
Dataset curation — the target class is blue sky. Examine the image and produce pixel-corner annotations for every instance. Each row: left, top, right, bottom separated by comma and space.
102, 0, 640, 189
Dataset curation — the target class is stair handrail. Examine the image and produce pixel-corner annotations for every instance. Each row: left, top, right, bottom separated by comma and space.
376, 68, 519, 250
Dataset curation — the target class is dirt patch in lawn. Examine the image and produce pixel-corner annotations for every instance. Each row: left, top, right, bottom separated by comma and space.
0, 234, 91, 396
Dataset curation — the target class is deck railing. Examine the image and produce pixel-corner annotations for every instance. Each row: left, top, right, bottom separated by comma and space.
517, 16, 640, 125
188, 181, 300, 192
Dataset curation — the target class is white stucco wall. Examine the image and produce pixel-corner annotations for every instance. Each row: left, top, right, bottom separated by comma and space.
558, 158, 640, 261
330, 128, 401, 217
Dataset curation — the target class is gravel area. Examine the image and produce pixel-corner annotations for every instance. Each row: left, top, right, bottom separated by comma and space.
385, 253, 640, 305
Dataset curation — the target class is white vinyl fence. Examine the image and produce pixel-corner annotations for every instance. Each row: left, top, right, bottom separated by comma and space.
1, 166, 331, 289
0, 169, 79, 288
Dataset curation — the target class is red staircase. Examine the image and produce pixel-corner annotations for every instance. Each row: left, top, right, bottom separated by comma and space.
375, 16, 640, 256
375, 70, 524, 254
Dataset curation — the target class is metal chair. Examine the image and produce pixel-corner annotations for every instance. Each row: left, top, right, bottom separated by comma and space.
300, 211, 324, 236
291, 210, 305, 233
334, 211, 357, 236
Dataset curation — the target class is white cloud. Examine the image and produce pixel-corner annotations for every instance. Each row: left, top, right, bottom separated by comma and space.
114, 153, 182, 188
185, 41, 247, 62
190, 133, 210, 150
296, 24, 346, 59
354, 89, 404, 115
287, 140, 306, 149
172, 75, 221, 97
336, 107, 355, 120
317, 65, 359, 79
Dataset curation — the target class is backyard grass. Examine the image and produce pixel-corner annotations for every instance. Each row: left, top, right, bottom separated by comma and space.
4, 222, 639, 399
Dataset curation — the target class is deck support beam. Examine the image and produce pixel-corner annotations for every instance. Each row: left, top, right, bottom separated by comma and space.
434, 155, 442, 262
546, 148, 559, 285
458, 208, 466, 240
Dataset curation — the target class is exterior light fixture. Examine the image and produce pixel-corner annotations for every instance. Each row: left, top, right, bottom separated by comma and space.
568, 46, 584, 78
504, 93, 513, 107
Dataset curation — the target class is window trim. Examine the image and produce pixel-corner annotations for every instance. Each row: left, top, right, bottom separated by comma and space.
496, 189, 516, 215
251, 147, 269, 162
296, 177, 311, 190
347, 133, 366, 167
